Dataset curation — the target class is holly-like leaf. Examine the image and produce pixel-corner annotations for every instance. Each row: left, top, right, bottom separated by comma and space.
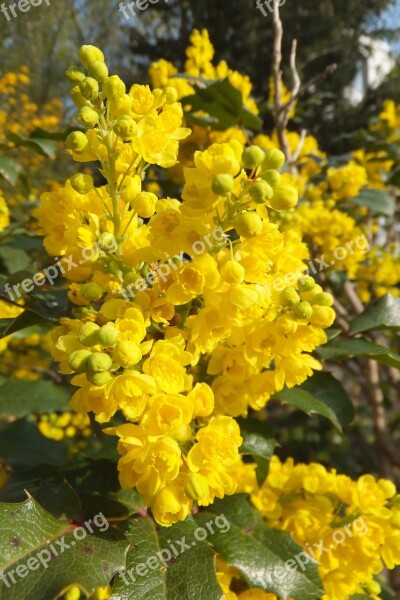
6, 133, 56, 158
0, 496, 129, 600
0, 420, 68, 468
0, 380, 70, 419
349, 294, 400, 334
237, 417, 277, 486
276, 372, 354, 431
0, 156, 22, 186
317, 338, 400, 370
196, 495, 323, 600
0, 247, 30, 274
181, 79, 262, 131
352, 188, 395, 216
1, 310, 52, 338
111, 516, 223, 600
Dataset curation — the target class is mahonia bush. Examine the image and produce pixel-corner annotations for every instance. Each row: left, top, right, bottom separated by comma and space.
1, 34, 400, 600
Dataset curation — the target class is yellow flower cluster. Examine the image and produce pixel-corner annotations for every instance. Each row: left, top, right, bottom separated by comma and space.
37, 411, 91, 442
64, 584, 111, 600
248, 456, 400, 600
0, 331, 52, 381
34, 45, 335, 526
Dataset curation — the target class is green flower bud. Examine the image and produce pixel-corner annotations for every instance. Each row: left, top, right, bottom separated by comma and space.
211, 174, 234, 196
165, 86, 178, 104
81, 282, 103, 301
261, 169, 281, 187
79, 77, 99, 101
262, 148, 286, 170
294, 301, 314, 320
68, 349, 92, 373
78, 322, 101, 346
234, 212, 263, 237
103, 75, 126, 99
71, 86, 87, 108
66, 65, 86, 84
98, 324, 119, 347
269, 183, 298, 211
311, 292, 334, 307
280, 287, 301, 306
65, 131, 88, 154
78, 45, 105, 69
87, 352, 113, 373
249, 180, 274, 204
87, 60, 109, 82
298, 276, 316, 293
70, 173, 94, 195
87, 371, 112, 386
113, 115, 136, 140
242, 145, 266, 169
77, 106, 99, 128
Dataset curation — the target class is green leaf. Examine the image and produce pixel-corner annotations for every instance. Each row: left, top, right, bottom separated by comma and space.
276, 372, 354, 431
0, 379, 70, 418
352, 188, 395, 216
1, 310, 51, 338
0, 420, 68, 468
0, 156, 22, 186
317, 338, 400, 369
0, 496, 129, 600
30, 127, 78, 141
349, 294, 400, 334
196, 495, 323, 600
237, 417, 277, 486
111, 516, 223, 600
0, 246, 31, 274
182, 79, 262, 131
7, 133, 56, 158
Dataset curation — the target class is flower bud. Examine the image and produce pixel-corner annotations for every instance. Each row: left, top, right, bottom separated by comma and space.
81, 282, 103, 301
220, 260, 245, 283
309, 305, 335, 328
87, 352, 113, 373
261, 169, 281, 187
87, 60, 109, 82
234, 212, 263, 237
65, 587, 81, 600
298, 276, 316, 293
109, 94, 132, 117
113, 115, 136, 140
66, 66, 86, 84
68, 349, 92, 373
70, 173, 94, 195
280, 287, 301, 306
165, 86, 178, 104
112, 341, 141, 367
65, 131, 88, 154
212, 174, 234, 196
242, 145, 266, 169
103, 75, 126, 99
71, 86, 87, 108
184, 473, 209, 500
79, 77, 99, 101
294, 301, 314, 320
78, 45, 105, 69
249, 180, 274, 204
77, 106, 99, 128
132, 192, 157, 219
98, 324, 119, 347
311, 292, 334, 307
120, 175, 142, 202
87, 371, 112, 386
269, 183, 298, 211
78, 322, 101, 346
262, 148, 285, 170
